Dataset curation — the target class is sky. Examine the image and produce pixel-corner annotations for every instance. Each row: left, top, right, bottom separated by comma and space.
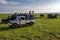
0, 0, 60, 13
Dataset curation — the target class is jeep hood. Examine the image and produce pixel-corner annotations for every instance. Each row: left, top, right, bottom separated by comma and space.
9, 20, 17, 23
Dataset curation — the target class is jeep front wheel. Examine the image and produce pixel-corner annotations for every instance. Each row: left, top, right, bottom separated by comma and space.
9, 23, 18, 29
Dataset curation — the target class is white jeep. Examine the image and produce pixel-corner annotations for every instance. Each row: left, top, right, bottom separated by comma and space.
8, 14, 35, 28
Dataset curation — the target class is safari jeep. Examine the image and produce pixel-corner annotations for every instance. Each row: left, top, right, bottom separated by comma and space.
8, 14, 35, 28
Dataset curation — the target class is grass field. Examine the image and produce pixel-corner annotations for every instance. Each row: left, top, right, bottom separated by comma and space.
0, 14, 60, 40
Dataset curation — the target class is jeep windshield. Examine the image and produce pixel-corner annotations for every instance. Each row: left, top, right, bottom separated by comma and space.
15, 16, 21, 21
15, 16, 25, 21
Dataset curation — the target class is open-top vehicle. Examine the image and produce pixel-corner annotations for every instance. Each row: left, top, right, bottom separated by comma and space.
8, 13, 35, 28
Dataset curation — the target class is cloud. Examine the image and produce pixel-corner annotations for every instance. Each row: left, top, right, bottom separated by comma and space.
0, 0, 60, 13
0, 0, 20, 5
0, 4, 60, 13
8, 2, 20, 5
27, 0, 35, 1
27, 0, 37, 1
0, 0, 7, 4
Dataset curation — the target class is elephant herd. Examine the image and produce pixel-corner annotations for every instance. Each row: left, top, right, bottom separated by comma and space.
40, 13, 57, 19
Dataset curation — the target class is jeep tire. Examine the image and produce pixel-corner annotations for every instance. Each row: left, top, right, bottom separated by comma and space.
29, 22, 34, 26
9, 23, 18, 29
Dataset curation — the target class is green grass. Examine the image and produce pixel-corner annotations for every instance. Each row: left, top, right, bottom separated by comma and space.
0, 14, 60, 40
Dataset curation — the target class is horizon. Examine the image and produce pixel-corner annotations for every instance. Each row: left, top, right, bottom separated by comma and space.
0, 11, 60, 14
0, 0, 60, 13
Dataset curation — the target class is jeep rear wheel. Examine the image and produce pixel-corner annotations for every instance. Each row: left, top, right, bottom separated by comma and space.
29, 22, 34, 26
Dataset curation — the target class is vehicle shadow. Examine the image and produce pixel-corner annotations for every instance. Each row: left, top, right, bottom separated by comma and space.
0, 22, 2, 24
0, 27, 10, 31
0, 22, 7, 24
0, 25, 31, 31
0, 22, 10, 31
